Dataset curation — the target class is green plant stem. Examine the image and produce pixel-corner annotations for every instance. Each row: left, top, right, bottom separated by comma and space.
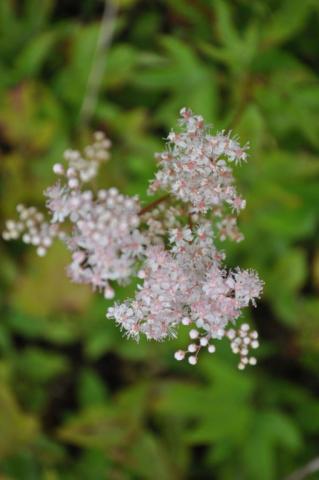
79, 0, 117, 126
285, 457, 319, 480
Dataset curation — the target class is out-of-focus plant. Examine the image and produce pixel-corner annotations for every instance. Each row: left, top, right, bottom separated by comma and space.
1, 0, 319, 479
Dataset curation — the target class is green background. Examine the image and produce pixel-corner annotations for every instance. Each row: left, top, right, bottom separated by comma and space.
1, 0, 319, 478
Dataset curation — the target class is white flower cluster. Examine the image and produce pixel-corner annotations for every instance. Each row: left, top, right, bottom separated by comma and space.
149, 108, 248, 242
46, 132, 145, 298
64, 187, 145, 299
46, 131, 111, 223
108, 224, 263, 366
2, 205, 61, 256
53, 131, 111, 186
142, 203, 182, 245
3, 108, 263, 369
4, 134, 145, 298
226, 324, 259, 369
175, 324, 259, 369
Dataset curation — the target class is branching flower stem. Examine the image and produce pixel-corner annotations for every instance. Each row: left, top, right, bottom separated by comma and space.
139, 194, 170, 216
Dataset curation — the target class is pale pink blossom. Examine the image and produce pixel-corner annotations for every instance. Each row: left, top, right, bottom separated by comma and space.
3, 109, 263, 369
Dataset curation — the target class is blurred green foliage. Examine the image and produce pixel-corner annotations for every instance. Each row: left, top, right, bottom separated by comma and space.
0, 0, 319, 478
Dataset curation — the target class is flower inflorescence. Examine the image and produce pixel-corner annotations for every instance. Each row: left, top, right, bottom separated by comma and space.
3, 108, 263, 369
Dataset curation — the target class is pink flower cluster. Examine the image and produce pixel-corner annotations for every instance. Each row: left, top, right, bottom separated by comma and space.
149, 108, 248, 242
63, 188, 145, 299
108, 223, 263, 367
47, 132, 145, 299
3, 109, 263, 369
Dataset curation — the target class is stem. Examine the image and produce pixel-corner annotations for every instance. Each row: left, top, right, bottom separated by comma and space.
79, 0, 117, 126
285, 457, 319, 480
188, 212, 193, 229
139, 194, 170, 216
228, 74, 253, 130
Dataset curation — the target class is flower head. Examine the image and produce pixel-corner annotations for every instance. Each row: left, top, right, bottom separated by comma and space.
3, 110, 263, 370
149, 108, 248, 218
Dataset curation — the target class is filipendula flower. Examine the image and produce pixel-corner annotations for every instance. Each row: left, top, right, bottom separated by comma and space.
3, 109, 263, 369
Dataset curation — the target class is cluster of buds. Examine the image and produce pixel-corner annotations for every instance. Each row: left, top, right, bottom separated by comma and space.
174, 320, 217, 365
175, 323, 259, 369
2, 204, 61, 257
53, 131, 111, 186
3, 108, 263, 370
227, 324, 259, 369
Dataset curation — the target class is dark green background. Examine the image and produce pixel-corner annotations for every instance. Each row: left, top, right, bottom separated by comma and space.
1, 0, 319, 479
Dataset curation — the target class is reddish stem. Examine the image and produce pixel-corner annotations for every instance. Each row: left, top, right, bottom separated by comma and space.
188, 212, 193, 229
139, 194, 170, 216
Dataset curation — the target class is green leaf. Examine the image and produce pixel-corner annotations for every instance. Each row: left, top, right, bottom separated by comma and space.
262, 0, 312, 47
266, 248, 307, 323
78, 369, 109, 407
12, 242, 92, 318
57, 406, 128, 449
15, 31, 58, 79
104, 44, 137, 88
14, 347, 68, 383
0, 382, 38, 459
128, 431, 174, 480
133, 36, 218, 122
214, 0, 240, 48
